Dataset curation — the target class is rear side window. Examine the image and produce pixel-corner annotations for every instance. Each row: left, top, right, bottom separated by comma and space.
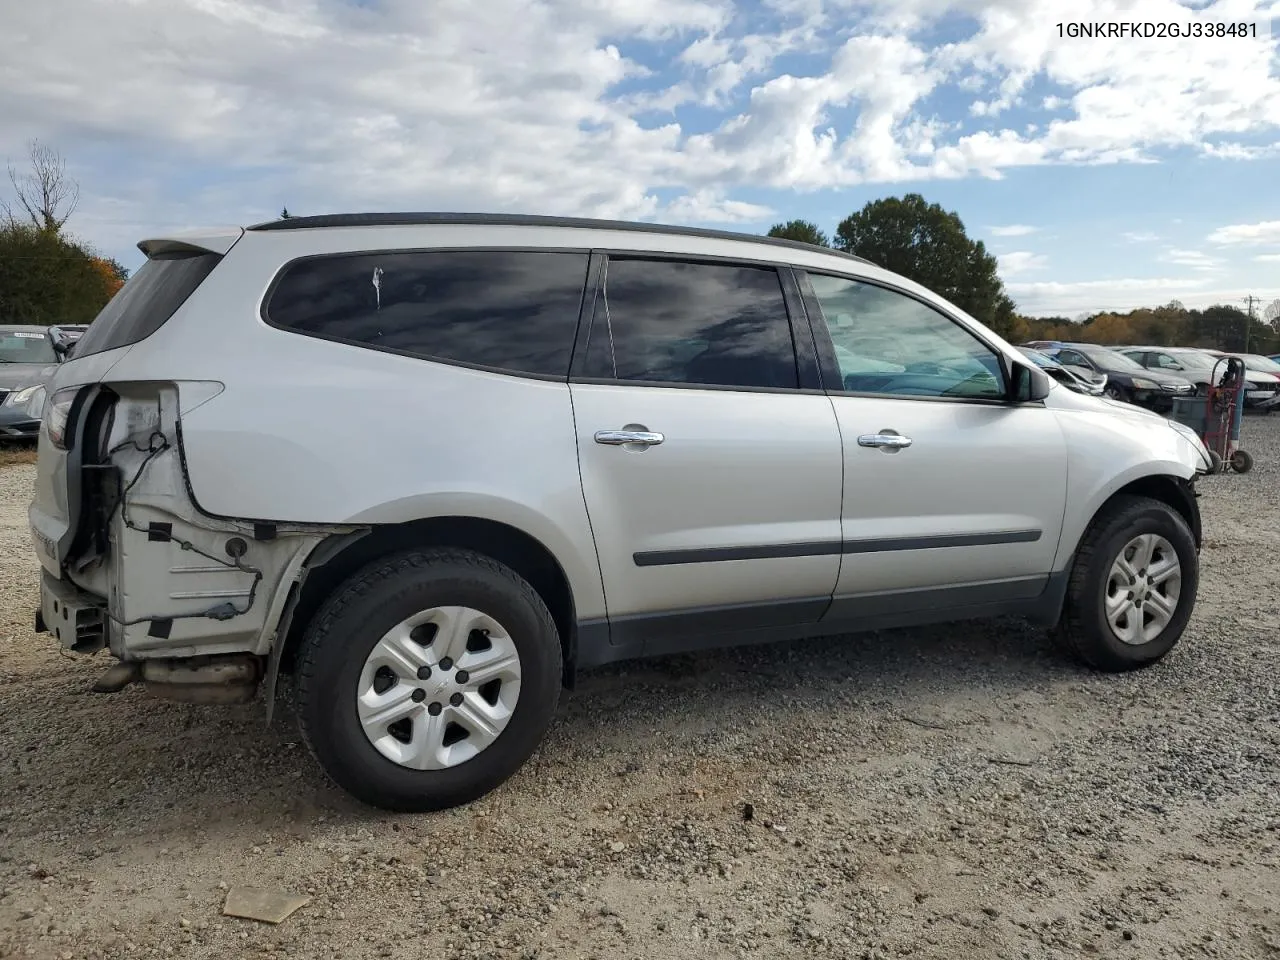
265, 250, 590, 378
588, 258, 798, 390
73, 252, 222, 359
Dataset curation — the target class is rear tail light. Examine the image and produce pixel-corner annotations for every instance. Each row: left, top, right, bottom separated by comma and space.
44, 387, 80, 450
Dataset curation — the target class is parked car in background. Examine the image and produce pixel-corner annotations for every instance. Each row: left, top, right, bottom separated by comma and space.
0, 325, 66, 440
1018, 346, 1107, 395
1197, 350, 1280, 409
1120, 346, 1222, 395
1039, 342, 1194, 411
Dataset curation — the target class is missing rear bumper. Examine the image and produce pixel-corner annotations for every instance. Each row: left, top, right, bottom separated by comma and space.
39, 570, 107, 654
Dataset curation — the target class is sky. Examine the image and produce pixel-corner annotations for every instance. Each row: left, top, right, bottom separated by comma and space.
1, 0, 1279, 318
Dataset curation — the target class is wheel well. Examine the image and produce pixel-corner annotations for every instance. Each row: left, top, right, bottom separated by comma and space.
278, 517, 577, 686
1098, 474, 1201, 547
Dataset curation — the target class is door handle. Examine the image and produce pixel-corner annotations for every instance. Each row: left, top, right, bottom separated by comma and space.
857, 432, 912, 449
595, 430, 664, 446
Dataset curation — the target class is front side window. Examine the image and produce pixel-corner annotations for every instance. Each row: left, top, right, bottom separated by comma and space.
1055, 349, 1090, 369
805, 273, 1004, 400
1154, 353, 1183, 371
589, 258, 798, 390
266, 250, 590, 378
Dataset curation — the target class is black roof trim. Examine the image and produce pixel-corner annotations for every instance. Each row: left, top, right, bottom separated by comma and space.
245, 212, 876, 266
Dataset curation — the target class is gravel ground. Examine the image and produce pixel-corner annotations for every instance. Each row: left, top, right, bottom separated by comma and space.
2, 419, 1279, 960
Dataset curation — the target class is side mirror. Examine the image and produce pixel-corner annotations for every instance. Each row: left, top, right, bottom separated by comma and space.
1007, 359, 1051, 401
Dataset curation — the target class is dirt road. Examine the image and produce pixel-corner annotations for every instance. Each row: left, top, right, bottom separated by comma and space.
2, 420, 1279, 960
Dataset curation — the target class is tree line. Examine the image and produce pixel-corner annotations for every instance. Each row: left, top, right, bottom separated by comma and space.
0, 141, 127, 326
768, 197, 1280, 355
3, 141, 1275, 356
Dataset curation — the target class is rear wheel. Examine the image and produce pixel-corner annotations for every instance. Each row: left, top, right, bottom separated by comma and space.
295, 549, 562, 812
1059, 495, 1197, 672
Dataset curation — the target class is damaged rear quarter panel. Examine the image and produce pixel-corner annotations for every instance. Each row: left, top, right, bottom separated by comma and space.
86, 384, 361, 659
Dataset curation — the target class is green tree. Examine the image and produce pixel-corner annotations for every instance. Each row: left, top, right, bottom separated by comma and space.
766, 219, 829, 247
0, 223, 119, 324
280, 206, 291, 220
834, 194, 1019, 338
1191, 304, 1253, 352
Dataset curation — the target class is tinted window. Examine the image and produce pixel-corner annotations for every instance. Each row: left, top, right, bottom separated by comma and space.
267, 251, 589, 377
73, 252, 222, 360
592, 258, 798, 389
806, 273, 1004, 399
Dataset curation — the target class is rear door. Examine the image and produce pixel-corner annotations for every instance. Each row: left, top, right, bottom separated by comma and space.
569, 254, 844, 646
796, 270, 1068, 609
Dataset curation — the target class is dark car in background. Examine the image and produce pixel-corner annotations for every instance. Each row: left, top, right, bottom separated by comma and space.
0, 325, 72, 440
1039, 342, 1194, 411
1017, 346, 1107, 395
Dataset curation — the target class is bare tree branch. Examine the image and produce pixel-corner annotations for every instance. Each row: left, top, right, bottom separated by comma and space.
5, 139, 79, 233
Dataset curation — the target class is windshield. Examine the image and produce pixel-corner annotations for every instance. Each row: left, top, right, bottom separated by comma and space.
1019, 348, 1058, 368
1083, 347, 1146, 372
0, 329, 57, 364
1165, 350, 1217, 371
1244, 354, 1280, 374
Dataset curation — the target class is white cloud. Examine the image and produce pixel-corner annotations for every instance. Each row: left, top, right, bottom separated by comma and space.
1199, 141, 1280, 159
663, 190, 774, 222
1008, 276, 1224, 315
1256, 253, 1280, 262
1160, 248, 1223, 271
1208, 220, 1280, 245
998, 250, 1049, 276
989, 224, 1038, 237
1122, 231, 1160, 242
0, 0, 1278, 263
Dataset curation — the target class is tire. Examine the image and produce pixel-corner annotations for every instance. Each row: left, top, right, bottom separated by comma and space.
1104, 384, 1127, 402
295, 548, 562, 812
1058, 495, 1198, 672
1207, 450, 1224, 474
1230, 449, 1253, 473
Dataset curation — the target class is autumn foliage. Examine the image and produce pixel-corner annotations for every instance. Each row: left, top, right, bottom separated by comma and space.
1012, 302, 1278, 355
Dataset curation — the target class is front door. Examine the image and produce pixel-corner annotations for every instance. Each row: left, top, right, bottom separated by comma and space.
798, 270, 1069, 607
571, 255, 844, 643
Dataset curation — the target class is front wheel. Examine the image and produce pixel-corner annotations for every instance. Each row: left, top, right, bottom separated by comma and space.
295, 549, 562, 812
1104, 384, 1128, 402
1058, 495, 1198, 672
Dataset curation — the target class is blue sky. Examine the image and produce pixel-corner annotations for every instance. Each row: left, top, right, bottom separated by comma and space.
2, 0, 1279, 317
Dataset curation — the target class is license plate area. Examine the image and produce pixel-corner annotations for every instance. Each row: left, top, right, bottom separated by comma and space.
40, 572, 107, 654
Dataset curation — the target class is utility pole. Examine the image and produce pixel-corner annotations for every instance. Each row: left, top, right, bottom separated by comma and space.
1242, 295, 1258, 353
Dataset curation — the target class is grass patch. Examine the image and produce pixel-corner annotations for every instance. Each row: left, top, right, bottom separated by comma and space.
0, 444, 38, 467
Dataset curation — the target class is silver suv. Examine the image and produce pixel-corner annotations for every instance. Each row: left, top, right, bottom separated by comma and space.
29, 214, 1213, 811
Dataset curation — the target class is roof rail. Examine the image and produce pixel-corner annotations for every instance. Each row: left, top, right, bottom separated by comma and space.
245, 212, 876, 266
